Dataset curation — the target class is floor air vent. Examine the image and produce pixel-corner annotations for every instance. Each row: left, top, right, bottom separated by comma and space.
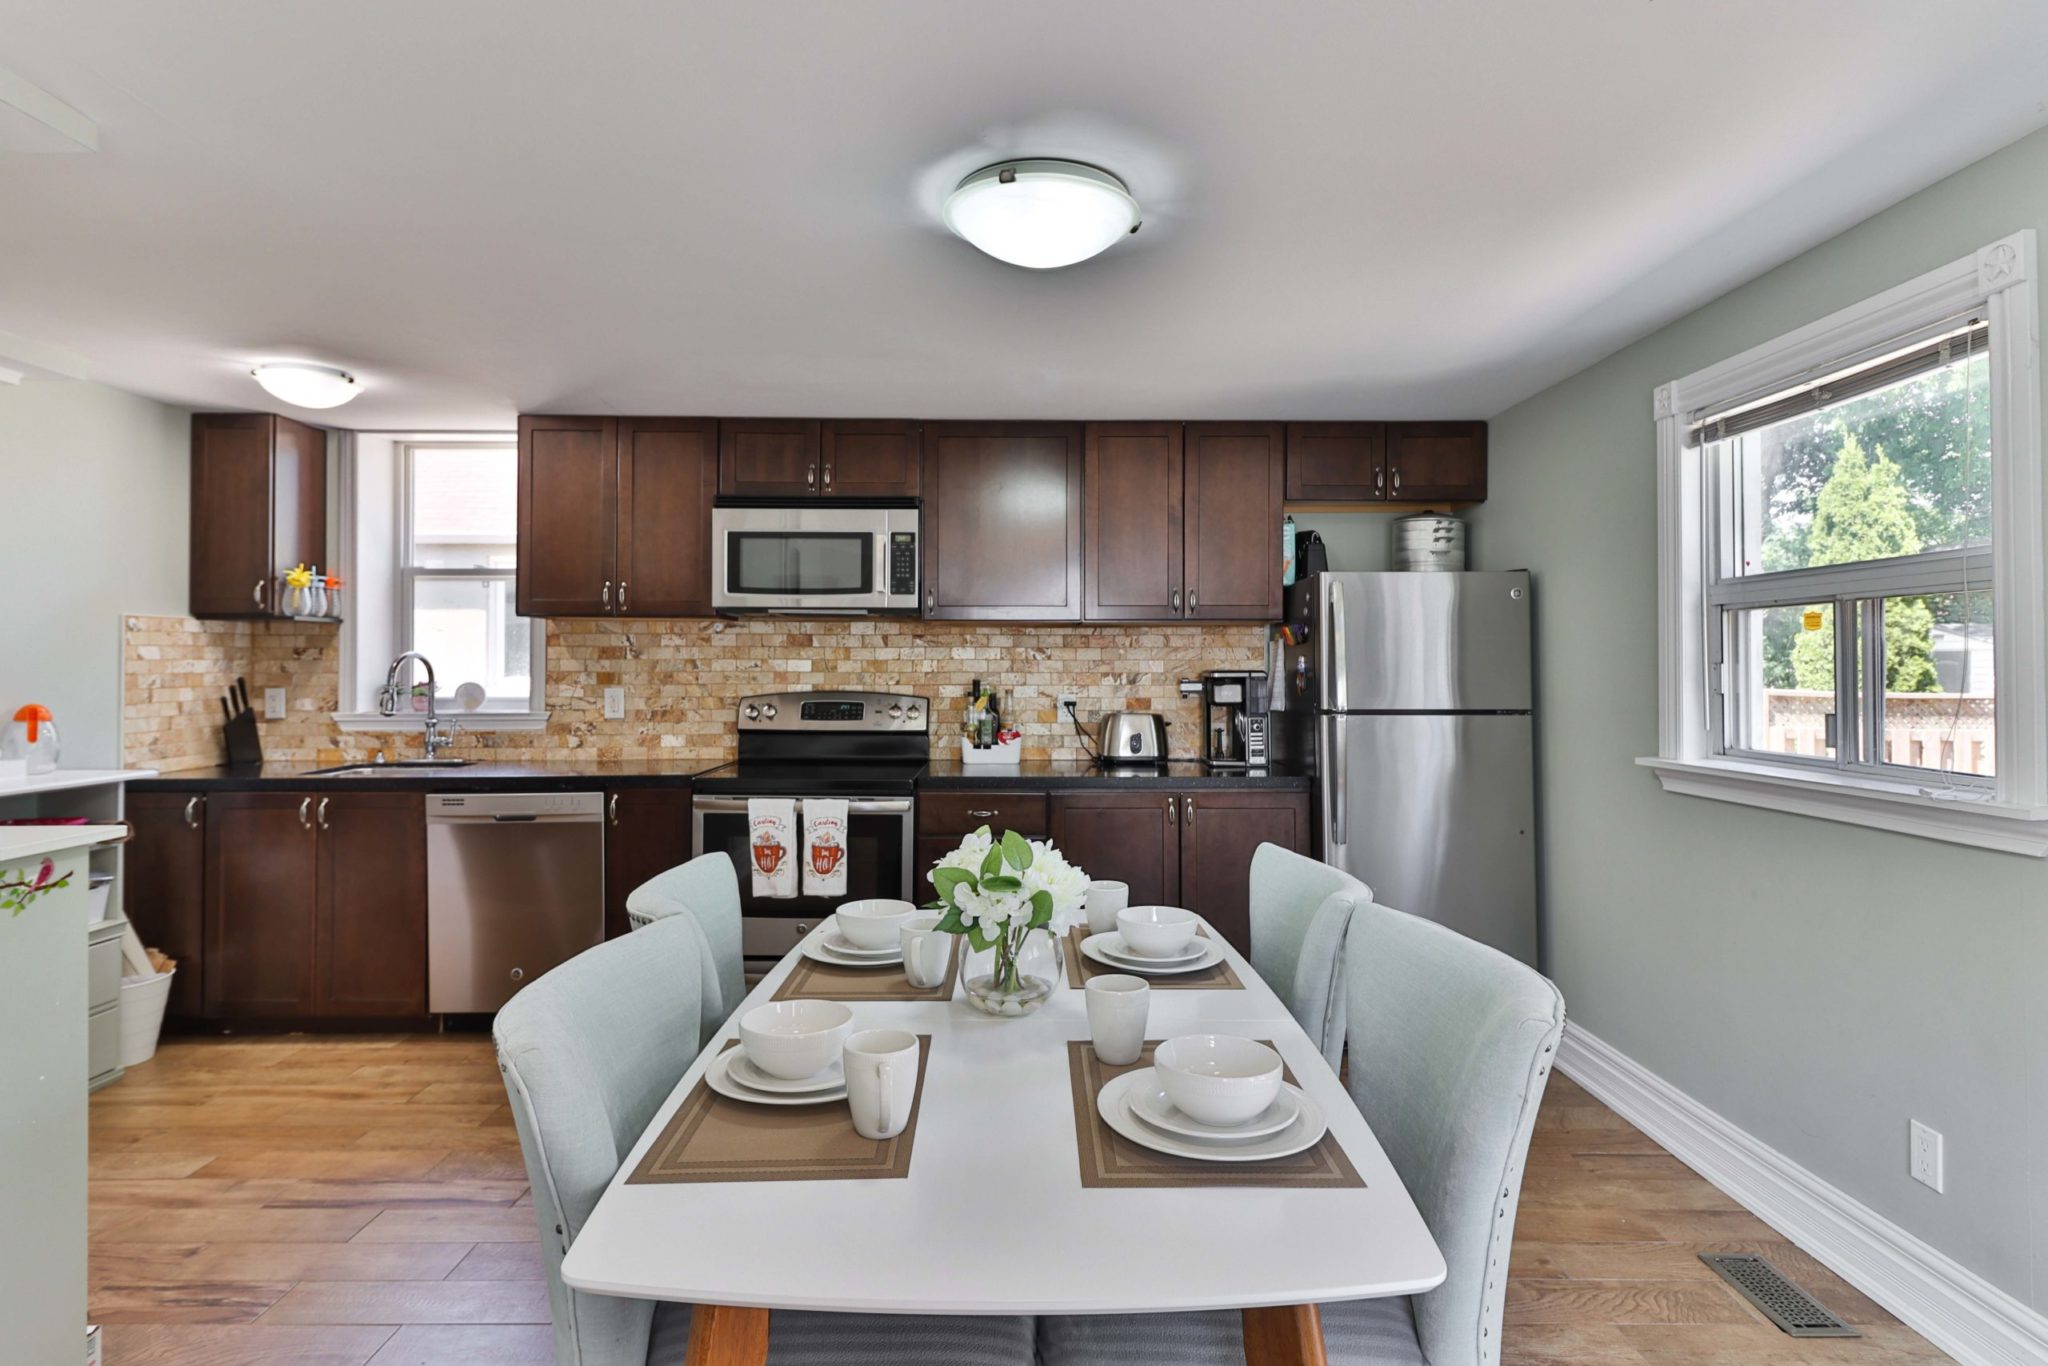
1699, 1254, 1859, 1338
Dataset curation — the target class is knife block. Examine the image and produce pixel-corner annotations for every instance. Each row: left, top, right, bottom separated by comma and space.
223, 711, 263, 767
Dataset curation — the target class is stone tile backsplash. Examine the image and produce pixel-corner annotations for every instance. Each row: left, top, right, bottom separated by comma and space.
123, 614, 1267, 772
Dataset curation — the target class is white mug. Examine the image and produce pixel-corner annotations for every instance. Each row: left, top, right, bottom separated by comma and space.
900, 915, 951, 989
1085, 880, 1130, 936
1085, 973, 1150, 1066
843, 1028, 919, 1140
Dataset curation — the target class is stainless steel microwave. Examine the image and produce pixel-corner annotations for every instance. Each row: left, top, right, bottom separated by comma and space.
710, 504, 920, 614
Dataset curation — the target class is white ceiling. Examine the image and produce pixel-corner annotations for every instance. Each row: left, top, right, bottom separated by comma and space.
2, 1, 2046, 429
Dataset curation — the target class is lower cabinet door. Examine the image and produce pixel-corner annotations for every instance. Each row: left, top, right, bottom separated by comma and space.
204, 792, 320, 1017
126, 791, 208, 1018
1177, 790, 1311, 958
1048, 792, 1180, 910
604, 787, 693, 939
317, 792, 428, 1016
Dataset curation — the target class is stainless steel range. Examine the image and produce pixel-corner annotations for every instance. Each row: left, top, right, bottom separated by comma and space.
691, 691, 928, 975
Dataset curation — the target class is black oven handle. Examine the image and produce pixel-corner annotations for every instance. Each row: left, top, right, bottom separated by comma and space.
690, 796, 913, 816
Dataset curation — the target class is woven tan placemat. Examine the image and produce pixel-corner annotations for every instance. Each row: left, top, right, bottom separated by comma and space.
1066, 1040, 1363, 1189
1063, 926, 1243, 991
771, 939, 961, 1003
627, 1038, 931, 1185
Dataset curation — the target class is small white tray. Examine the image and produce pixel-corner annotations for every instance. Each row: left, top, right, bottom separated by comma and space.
958, 736, 1023, 767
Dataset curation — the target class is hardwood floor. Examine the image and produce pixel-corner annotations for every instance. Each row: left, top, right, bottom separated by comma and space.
88, 1038, 1953, 1364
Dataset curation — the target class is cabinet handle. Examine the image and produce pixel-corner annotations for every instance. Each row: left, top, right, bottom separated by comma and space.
1188, 589, 1198, 612
822, 463, 833, 491
602, 580, 612, 611
807, 462, 817, 491
1167, 796, 1178, 825
182, 795, 201, 829
1171, 588, 1181, 614
253, 579, 268, 610
608, 793, 620, 826
619, 581, 629, 613
1391, 466, 1401, 494
966, 809, 999, 819
316, 796, 331, 831
297, 797, 312, 831
1186, 797, 1196, 827
926, 588, 936, 613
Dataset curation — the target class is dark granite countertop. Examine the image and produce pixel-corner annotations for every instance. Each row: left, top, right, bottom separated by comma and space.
916, 758, 1310, 790
127, 761, 712, 793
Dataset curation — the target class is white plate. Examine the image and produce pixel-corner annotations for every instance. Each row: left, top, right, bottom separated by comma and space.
801, 936, 903, 967
1080, 932, 1221, 976
820, 925, 901, 959
1126, 1067, 1303, 1141
1090, 931, 1205, 965
1097, 1069, 1327, 1162
705, 1050, 847, 1106
726, 1050, 846, 1095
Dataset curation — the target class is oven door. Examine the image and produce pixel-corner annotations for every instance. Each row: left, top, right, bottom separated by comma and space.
711, 505, 919, 613
691, 796, 917, 974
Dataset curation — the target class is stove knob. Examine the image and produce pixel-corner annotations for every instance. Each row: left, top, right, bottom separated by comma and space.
888, 704, 904, 719
906, 705, 922, 721
762, 703, 778, 720
744, 704, 760, 721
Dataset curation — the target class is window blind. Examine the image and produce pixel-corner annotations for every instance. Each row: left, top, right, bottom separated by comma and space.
1686, 321, 1986, 447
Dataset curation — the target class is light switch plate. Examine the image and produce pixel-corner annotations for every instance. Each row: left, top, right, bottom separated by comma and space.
263, 687, 286, 720
603, 687, 626, 721
1910, 1119, 1944, 1192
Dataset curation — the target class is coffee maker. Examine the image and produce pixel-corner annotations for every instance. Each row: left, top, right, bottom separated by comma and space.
1200, 670, 1269, 770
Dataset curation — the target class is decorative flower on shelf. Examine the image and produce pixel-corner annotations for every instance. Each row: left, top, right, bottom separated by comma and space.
926, 826, 1087, 1015
283, 564, 314, 589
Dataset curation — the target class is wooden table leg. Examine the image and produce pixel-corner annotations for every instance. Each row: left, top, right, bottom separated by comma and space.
1242, 1303, 1328, 1366
685, 1303, 770, 1366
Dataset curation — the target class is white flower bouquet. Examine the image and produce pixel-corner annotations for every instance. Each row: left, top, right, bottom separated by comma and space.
926, 826, 1088, 1006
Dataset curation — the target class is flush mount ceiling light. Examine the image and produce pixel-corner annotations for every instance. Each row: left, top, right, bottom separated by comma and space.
942, 159, 1141, 269
251, 362, 359, 409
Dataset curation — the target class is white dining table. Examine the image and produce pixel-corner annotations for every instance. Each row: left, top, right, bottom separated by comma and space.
562, 921, 1446, 1365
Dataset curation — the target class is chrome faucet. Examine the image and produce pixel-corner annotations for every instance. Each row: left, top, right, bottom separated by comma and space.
379, 651, 461, 760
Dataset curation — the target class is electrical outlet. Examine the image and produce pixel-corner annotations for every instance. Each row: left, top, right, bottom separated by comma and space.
1058, 695, 1080, 719
603, 687, 626, 721
263, 687, 286, 720
1910, 1119, 1944, 1192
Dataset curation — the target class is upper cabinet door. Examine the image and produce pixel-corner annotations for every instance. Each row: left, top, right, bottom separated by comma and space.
820, 420, 921, 498
616, 418, 717, 617
1286, 422, 1386, 501
1184, 422, 1285, 621
190, 415, 278, 618
718, 419, 824, 497
922, 423, 1083, 620
1084, 422, 1183, 621
1386, 421, 1488, 502
270, 415, 326, 592
517, 415, 617, 617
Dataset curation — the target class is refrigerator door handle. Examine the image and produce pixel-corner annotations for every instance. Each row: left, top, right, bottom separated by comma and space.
1327, 577, 1349, 711
1328, 716, 1348, 844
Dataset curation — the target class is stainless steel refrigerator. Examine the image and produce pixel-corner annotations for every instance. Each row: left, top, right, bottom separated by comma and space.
1277, 571, 1537, 964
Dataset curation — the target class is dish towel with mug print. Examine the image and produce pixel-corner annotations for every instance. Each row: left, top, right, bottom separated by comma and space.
747, 798, 798, 899
801, 797, 849, 899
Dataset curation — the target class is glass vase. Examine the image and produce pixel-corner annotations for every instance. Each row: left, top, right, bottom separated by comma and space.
962, 928, 1054, 1017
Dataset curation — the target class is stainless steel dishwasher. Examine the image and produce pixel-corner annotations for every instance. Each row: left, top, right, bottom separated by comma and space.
426, 792, 605, 1013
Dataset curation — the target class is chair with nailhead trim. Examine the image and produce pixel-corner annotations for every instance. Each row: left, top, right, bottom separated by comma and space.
1036, 899, 1564, 1365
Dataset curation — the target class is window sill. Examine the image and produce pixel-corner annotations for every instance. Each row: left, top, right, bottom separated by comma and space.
331, 711, 551, 733
1637, 756, 2048, 857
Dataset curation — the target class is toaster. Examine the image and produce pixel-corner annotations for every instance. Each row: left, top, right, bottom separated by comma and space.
1098, 712, 1169, 764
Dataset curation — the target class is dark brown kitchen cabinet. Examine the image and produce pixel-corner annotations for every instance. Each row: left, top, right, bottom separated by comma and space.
518, 414, 617, 617
190, 413, 326, 619
604, 786, 693, 940
917, 791, 1049, 839
922, 422, 1083, 620
718, 419, 823, 497
1048, 787, 1309, 957
820, 420, 921, 498
203, 791, 428, 1018
518, 414, 717, 618
317, 793, 428, 1016
1183, 422, 1285, 620
125, 791, 208, 1018
1385, 421, 1487, 502
618, 418, 718, 616
1285, 422, 1385, 502
1084, 423, 1182, 620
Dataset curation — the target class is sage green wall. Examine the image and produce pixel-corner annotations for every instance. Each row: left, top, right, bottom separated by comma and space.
1472, 127, 2048, 1308
0, 381, 190, 770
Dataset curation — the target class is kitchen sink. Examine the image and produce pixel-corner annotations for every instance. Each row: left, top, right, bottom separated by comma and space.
299, 759, 474, 776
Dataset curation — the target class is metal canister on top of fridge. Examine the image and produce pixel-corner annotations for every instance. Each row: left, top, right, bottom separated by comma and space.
1391, 513, 1467, 571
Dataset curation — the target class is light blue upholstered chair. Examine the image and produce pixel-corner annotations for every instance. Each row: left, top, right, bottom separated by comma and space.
1247, 843, 1373, 1067
1038, 899, 1565, 1366
496, 917, 1037, 1366
624, 851, 745, 1038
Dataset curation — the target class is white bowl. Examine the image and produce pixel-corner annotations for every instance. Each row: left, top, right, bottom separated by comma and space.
835, 898, 918, 951
737, 1000, 854, 1080
1152, 1034, 1283, 1127
1116, 905, 1199, 958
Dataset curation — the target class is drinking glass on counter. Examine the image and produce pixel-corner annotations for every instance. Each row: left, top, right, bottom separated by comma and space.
1084, 880, 1130, 935
1085, 973, 1150, 1065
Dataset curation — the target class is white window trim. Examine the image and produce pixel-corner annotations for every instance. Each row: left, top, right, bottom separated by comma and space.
1642, 230, 2048, 856
332, 436, 548, 732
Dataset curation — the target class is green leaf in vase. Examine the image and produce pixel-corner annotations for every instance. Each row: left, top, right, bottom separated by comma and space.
967, 922, 999, 953
979, 846, 1004, 879
980, 874, 1023, 893
934, 907, 969, 935
932, 867, 976, 902
1028, 889, 1054, 928
1001, 829, 1033, 871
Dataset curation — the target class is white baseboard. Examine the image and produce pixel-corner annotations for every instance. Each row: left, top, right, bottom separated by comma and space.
1557, 1023, 2048, 1366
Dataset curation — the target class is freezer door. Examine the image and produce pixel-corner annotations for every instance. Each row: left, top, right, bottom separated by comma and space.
1309, 571, 1532, 713
1319, 712, 1537, 965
